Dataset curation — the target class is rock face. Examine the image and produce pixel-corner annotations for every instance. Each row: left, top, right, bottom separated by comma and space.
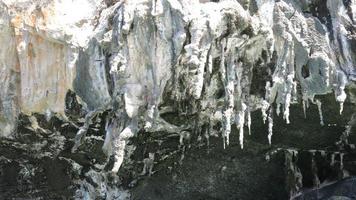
0, 0, 355, 199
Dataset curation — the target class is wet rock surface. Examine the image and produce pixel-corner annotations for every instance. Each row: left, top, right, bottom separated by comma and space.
0, 91, 355, 199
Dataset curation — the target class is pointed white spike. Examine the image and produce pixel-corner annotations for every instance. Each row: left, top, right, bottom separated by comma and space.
302, 99, 307, 119
247, 108, 251, 135
261, 100, 270, 124
315, 99, 324, 126
239, 103, 247, 149
267, 108, 273, 145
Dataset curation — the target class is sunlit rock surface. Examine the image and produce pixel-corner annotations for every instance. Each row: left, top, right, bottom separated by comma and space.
0, 0, 355, 199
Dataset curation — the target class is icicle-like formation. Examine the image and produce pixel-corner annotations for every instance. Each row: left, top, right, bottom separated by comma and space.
247, 108, 251, 135
283, 74, 295, 124
2, 1, 356, 199
302, 100, 307, 119
62, 0, 356, 175
314, 99, 324, 126
261, 81, 272, 124
111, 118, 138, 173
327, 0, 354, 114
220, 38, 235, 148
238, 103, 247, 149
336, 87, 346, 115
338, 90, 346, 115
261, 100, 270, 124
223, 111, 233, 148
3, 1, 355, 184
267, 107, 274, 145
336, 71, 348, 115
276, 104, 281, 116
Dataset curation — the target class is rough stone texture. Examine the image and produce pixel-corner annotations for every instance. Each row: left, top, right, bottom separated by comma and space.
0, 2, 19, 137
0, 0, 355, 199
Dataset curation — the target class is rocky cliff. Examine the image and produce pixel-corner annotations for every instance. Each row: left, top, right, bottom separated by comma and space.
0, 0, 355, 199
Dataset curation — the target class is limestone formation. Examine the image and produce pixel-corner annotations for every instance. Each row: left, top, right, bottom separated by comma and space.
0, 0, 355, 199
